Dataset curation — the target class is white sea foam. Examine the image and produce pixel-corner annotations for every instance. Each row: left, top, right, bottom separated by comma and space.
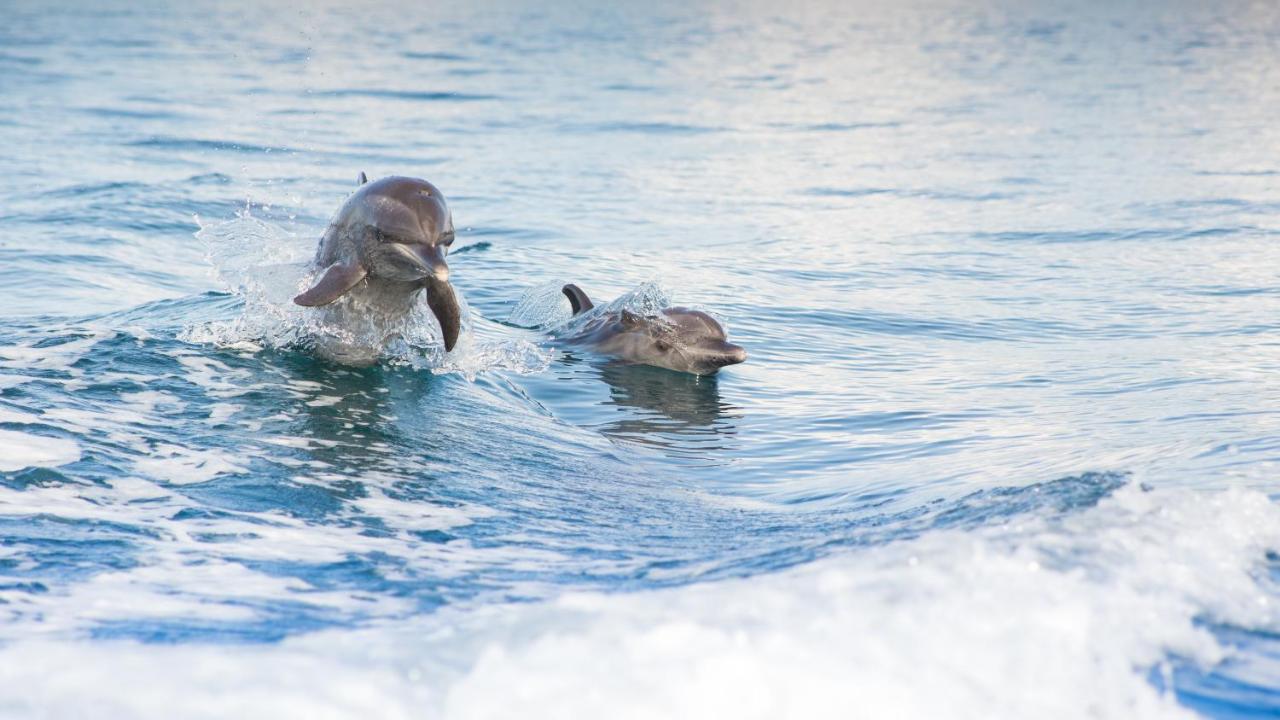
0, 406, 42, 425
0, 484, 1273, 719
351, 486, 497, 533
0, 429, 80, 472
38, 387, 196, 457
133, 444, 248, 485
0, 470, 534, 640
0, 375, 33, 389
0, 331, 110, 372
430, 484, 1278, 720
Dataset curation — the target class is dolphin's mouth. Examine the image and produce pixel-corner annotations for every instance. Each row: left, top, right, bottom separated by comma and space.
424, 275, 461, 352
708, 342, 747, 368
394, 243, 450, 283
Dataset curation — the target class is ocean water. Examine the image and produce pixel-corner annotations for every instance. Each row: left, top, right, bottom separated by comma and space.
2, 0, 1279, 716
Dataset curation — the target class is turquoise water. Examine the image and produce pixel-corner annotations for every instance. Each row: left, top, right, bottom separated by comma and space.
2, 0, 1280, 716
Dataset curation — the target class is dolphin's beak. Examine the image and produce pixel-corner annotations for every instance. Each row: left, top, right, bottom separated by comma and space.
399, 244, 458, 350
424, 274, 461, 352
407, 244, 450, 283
709, 341, 747, 368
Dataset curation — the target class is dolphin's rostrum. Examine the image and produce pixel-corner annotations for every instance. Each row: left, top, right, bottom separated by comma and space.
294, 175, 461, 355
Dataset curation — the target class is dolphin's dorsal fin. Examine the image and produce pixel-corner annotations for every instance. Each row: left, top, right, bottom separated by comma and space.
562, 284, 594, 315
357, 171, 368, 186
293, 261, 368, 306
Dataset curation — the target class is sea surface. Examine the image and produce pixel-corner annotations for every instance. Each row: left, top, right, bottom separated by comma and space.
1, 0, 1279, 717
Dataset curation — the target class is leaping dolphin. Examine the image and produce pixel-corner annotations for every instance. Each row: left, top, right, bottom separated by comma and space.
294, 174, 462, 355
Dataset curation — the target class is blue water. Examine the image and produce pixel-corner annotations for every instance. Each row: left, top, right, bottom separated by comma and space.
2, 1, 1280, 716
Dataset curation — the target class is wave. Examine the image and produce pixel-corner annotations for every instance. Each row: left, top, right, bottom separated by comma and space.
0, 481, 1273, 718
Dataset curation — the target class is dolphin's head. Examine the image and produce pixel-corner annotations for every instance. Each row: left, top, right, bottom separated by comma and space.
357, 176, 455, 284
633, 308, 747, 376
295, 175, 461, 350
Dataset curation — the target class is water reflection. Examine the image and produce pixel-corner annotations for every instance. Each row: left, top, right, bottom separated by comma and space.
593, 362, 740, 459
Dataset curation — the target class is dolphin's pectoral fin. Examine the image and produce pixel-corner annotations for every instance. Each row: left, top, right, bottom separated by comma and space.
357, 171, 368, 186
293, 262, 368, 306
425, 277, 462, 352
562, 284, 594, 315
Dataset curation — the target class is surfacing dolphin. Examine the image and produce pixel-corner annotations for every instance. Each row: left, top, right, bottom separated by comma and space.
559, 284, 746, 376
294, 173, 461, 359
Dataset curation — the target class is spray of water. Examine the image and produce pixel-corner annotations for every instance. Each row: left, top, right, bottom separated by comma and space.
510, 281, 675, 332
509, 280, 731, 352
181, 211, 550, 380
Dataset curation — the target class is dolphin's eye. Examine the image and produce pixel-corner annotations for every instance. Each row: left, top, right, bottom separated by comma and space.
440, 232, 455, 247
655, 340, 671, 352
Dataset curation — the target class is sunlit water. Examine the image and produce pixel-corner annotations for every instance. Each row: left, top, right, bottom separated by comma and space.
2, 0, 1280, 717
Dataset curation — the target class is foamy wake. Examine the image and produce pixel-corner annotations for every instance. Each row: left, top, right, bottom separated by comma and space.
182, 212, 550, 380
1, 483, 1275, 719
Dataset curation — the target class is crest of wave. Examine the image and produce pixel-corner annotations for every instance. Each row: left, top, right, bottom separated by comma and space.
0, 483, 1276, 718
181, 211, 549, 380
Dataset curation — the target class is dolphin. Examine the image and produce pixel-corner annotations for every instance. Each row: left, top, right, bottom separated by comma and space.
294, 174, 461, 354
559, 284, 746, 376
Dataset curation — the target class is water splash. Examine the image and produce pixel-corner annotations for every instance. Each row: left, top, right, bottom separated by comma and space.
406, 315, 551, 382
182, 212, 551, 378
508, 281, 578, 329
508, 281, 735, 371
510, 280, 676, 333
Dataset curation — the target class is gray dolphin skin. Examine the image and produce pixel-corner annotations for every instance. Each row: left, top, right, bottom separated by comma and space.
560, 284, 747, 376
294, 174, 461, 353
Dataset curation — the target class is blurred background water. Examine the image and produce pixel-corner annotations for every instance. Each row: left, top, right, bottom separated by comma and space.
1, 0, 1279, 717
